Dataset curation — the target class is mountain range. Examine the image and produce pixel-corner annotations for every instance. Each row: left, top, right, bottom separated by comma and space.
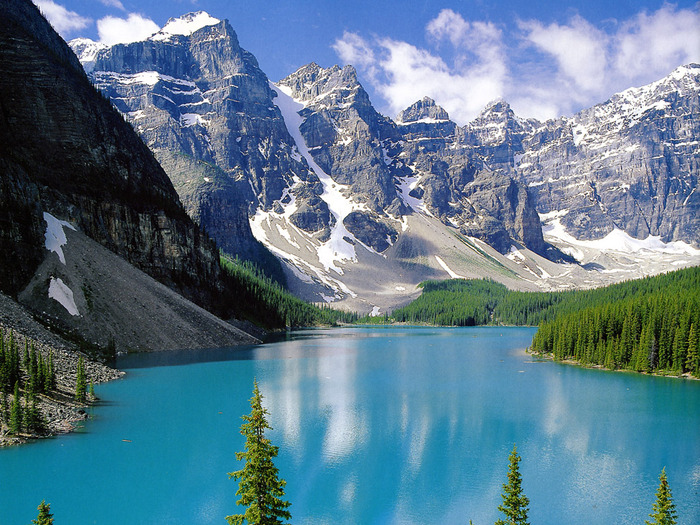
66, 11, 700, 314
4, 7, 692, 318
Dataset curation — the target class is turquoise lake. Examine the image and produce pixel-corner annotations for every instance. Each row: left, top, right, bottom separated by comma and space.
1, 326, 699, 524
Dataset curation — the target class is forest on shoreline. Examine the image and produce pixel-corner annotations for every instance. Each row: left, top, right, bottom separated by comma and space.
358, 267, 700, 378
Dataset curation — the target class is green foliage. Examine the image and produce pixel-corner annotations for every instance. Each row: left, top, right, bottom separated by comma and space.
220, 253, 357, 329
31, 500, 54, 525
10, 381, 22, 434
75, 356, 87, 402
24, 393, 43, 434
645, 468, 677, 525
0, 329, 22, 394
530, 267, 700, 375
391, 268, 700, 377
495, 445, 530, 525
227, 380, 291, 525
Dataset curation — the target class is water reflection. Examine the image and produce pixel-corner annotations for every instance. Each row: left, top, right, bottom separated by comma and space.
253, 327, 699, 525
108, 327, 699, 525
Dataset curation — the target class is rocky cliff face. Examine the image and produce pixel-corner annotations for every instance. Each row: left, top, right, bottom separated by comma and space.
389, 97, 547, 255
75, 26, 547, 264
72, 14, 321, 281
0, 0, 224, 310
277, 64, 544, 255
515, 64, 699, 245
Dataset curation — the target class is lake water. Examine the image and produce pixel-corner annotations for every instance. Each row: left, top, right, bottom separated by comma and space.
1, 327, 699, 524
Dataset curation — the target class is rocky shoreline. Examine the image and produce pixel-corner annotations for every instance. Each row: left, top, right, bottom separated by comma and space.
0, 293, 124, 447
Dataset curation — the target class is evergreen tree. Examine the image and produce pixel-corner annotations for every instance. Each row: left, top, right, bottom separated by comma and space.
645, 468, 677, 525
31, 500, 54, 525
10, 381, 22, 434
495, 445, 530, 525
685, 324, 699, 377
75, 357, 87, 402
227, 380, 291, 525
1, 389, 7, 422
24, 393, 42, 434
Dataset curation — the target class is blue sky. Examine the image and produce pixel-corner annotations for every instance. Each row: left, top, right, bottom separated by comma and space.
34, 0, 700, 123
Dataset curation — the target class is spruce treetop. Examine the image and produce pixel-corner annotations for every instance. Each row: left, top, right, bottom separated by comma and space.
227, 380, 291, 525
645, 468, 677, 525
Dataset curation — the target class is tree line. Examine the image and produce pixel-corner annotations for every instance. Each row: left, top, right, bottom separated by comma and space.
530, 268, 700, 377
219, 254, 358, 329
382, 267, 700, 377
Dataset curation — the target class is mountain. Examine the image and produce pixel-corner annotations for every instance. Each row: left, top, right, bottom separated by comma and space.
516, 65, 700, 245
70, 12, 700, 313
0, 0, 258, 351
75, 12, 323, 284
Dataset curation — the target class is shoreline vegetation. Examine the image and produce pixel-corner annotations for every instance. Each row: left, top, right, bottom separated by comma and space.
0, 325, 122, 447
354, 267, 700, 380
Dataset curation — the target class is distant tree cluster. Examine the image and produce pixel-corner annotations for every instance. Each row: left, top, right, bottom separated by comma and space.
220, 254, 357, 329
530, 268, 700, 377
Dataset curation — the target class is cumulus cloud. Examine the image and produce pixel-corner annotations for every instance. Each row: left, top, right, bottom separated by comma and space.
614, 4, 700, 81
97, 13, 160, 45
334, 9, 507, 124
333, 4, 700, 123
520, 16, 608, 93
33, 0, 91, 36
332, 31, 378, 78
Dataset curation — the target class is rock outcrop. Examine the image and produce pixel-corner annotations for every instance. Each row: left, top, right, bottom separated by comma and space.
73, 14, 321, 281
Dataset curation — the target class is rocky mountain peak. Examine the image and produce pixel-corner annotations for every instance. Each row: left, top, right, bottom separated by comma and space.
150, 11, 221, 41
396, 96, 450, 124
279, 63, 364, 107
470, 99, 520, 127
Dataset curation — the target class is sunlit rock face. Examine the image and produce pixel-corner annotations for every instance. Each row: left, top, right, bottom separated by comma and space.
515, 65, 700, 246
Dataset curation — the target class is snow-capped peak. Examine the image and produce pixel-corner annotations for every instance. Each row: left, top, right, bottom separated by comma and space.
68, 37, 108, 72
150, 11, 220, 41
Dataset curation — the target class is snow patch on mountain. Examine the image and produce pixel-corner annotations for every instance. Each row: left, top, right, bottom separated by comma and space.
48, 277, 79, 316
150, 12, 220, 41
543, 217, 700, 255
435, 256, 464, 279
68, 38, 108, 72
270, 82, 365, 273
44, 212, 75, 265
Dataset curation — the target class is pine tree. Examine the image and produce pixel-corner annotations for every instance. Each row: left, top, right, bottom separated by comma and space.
645, 468, 677, 525
75, 357, 87, 402
495, 445, 530, 525
685, 324, 699, 377
10, 381, 22, 434
24, 393, 42, 435
227, 380, 291, 525
31, 500, 54, 525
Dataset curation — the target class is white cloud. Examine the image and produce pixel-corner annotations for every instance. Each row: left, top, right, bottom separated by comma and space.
332, 31, 378, 79
33, 0, 91, 36
614, 4, 700, 81
333, 4, 700, 124
520, 16, 608, 93
334, 9, 507, 124
97, 13, 160, 45
373, 37, 505, 125
99, 0, 126, 11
